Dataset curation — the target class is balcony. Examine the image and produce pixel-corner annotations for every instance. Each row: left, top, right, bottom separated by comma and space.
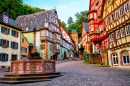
53, 48, 60, 54
41, 36, 53, 42
89, 31, 108, 42
53, 39, 60, 44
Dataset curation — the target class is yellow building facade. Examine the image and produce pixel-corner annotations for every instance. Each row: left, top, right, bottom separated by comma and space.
21, 33, 29, 59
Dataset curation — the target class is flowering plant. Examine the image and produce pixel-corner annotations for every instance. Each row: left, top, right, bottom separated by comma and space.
28, 52, 42, 60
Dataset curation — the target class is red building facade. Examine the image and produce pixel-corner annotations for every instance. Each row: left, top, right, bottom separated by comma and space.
88, 0, 109, 64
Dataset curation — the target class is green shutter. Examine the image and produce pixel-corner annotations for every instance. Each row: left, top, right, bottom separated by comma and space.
25, 48, 27, 53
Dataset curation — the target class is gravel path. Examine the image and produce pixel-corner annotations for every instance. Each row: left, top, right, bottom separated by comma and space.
0, 60, 130, 86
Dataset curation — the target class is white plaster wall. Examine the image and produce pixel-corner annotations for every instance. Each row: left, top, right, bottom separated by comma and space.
0, 24, 21, 66
108, 47, 130, 68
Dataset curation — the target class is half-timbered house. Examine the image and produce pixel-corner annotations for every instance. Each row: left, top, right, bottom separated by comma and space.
87, 0, 109, 64
101, 0, 130, 67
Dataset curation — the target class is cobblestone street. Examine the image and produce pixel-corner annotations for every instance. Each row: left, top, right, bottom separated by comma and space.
0, 60, 130, 86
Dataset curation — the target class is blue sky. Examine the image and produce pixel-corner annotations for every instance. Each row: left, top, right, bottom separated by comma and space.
23, 0, 90, 24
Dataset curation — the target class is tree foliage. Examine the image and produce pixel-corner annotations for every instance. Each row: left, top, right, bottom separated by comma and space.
67, 10, 88, 37
0, 0, 45, 20
67, 16, 74, 26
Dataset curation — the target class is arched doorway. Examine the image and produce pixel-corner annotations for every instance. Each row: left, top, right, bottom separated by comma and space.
64, 51, 67, 59
90, 44, 93, 53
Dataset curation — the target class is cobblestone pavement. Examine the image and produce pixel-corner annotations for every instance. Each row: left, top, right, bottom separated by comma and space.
0, 60, 130, 86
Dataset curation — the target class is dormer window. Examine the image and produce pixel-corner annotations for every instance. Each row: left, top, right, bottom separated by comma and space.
26, 26, 28, 31
44, 22, 48, 27
21, 22, 23, 25
34, 15, 36, 17
22, 27, 23, 30
44, 18, 46, 21
31, 20, 33, 23
24, 17, 26, 20
47, 12, 48, 15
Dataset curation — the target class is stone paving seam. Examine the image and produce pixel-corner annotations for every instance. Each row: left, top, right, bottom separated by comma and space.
51, 79, 63, 86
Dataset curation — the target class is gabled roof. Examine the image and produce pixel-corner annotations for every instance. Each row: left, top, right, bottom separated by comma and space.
83, 23, 89, 33
0, 12, 22, 31
71, 30, 77, 33
15, 9, 58, 32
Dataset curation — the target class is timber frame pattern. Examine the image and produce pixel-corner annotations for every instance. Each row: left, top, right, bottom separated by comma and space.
101, 0, 130, 51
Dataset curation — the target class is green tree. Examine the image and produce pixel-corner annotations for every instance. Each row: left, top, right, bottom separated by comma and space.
60, 21, 67, 31
67, 23, 77, 35
67, 16, 74, 26
75, 10, 88, 37
0, 0, 45, 20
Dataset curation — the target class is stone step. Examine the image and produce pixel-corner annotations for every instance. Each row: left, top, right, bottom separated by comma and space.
0, 79, 51, 84
4, 72, 61, 77
0, 75, 61, 81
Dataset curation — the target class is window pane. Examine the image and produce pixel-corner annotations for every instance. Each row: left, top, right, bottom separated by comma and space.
127, 56, 129, 63
2, 54, 5, 61
123, 56, 126, 63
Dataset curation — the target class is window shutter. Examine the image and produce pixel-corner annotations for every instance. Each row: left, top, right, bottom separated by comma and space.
7, 40, 9, 47
16, 43, 18, 49
0, 39, 3, 46
11, 42, 13, 48
0, 53, 1, 61
11, 30, 13, 36
8, 28, 10, 35
25, 48, 27, 53
17, 32, 19, 37
6, 54, 8, 61
1, 26, 3, 33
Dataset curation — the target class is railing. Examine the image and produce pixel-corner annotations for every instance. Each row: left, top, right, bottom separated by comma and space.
10, 60, 55, 74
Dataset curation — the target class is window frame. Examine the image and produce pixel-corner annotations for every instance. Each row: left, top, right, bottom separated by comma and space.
124, 2, 129, 14
40, 44, 45, 50
116, 30, 120, 39
115, 10, 119, 19
119, 7, 124, 17
1, 53, 6, 62
112, 53, 118, 65
121, 28, 125, 37
125, 25, 130, 36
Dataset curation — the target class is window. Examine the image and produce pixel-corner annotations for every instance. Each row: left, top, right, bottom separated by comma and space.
41, 45, 45, 50
90, 14, 93, 19
91, 27, 94, 33
44, 22, 48, 27
119, 7, 123, 16
11, 30, 19, 37
53, 44, 55, 49
50, 44, 52, 51
95, 27, 98, 33
31, 20, 33, 23
11, 42, 18, 49
94, 13, 97, 19
111, 13, 114, 22
46, 30, 49, 37
121, 28, 125, 37
107, 0, 110, 7
115, 10, 119, 19
26, 26, 28, 31
1, 26, 10, 35
0, 39, 9, 48
112, 53, 118, 65
21, 47, 27, 53
125, 25, 130, 36
110, 33, 114, 41
0, 53, 8, 62
41, 30, 46, 36
116, 30, 120, 39
124, 3, 129, 13
122, 51, 129, 64
21, 38, 24, 43
106, 17, 110, 25
44, 18, 46, 21
96, 45, 99, 53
